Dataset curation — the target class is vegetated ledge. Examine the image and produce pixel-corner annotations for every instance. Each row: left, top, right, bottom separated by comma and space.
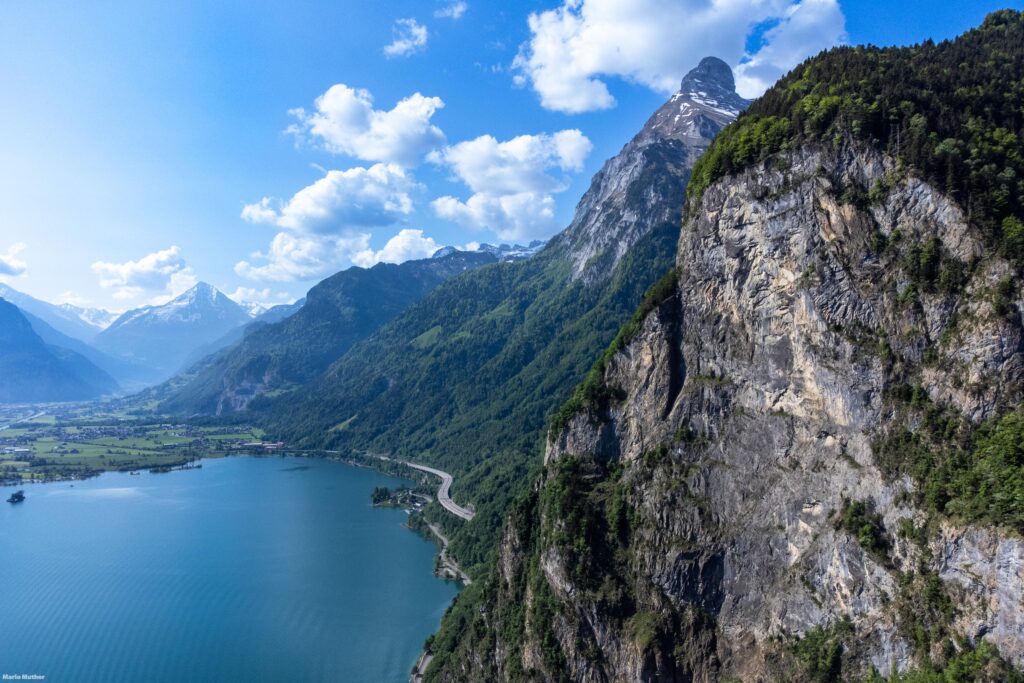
547, 267, 679, 439
686, 9, 1024, 268
421, 12, 1024, 682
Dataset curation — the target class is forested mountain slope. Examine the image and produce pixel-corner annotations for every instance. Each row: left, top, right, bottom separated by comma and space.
156, 250, 498, 415
424, 12, 1024, 681
261, 57, 750, 574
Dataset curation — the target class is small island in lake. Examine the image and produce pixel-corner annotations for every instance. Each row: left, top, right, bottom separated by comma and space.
7, 490, 25, 504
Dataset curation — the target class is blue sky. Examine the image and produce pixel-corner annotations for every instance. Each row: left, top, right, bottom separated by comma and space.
1, 0, 1021, 311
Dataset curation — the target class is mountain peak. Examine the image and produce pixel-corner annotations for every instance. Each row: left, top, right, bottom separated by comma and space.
181, 281, 215, 298
636, 56, 750, 145
680, 55, 735, 94
94, 280, 253, 385
552, 55, 750, 280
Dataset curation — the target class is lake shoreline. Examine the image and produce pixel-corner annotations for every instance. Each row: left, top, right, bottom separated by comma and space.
3, 450, 467, 681
1, 455, 458, 682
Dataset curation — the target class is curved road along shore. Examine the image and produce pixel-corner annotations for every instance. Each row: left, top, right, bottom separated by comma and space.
369, 454, 475, 522
401, 462, 475, 521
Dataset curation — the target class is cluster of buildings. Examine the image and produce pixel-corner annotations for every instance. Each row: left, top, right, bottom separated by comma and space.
238, 441, 287, 452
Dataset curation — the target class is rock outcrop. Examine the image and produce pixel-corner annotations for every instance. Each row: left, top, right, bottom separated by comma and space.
551, 57, 750, 282
427, 143, 1024, 681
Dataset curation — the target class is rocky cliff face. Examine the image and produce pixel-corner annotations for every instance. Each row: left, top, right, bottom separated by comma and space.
261, 60, 754, 584
550, 56, 750, 282
427, 143, 1024, 681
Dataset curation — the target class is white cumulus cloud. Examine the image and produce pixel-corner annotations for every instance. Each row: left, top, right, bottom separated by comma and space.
435, 1, 468, 19
0, 243, 27, 278
352, 229, 442, 267
384, 18, 429, 58
240, 197, 277, 224
241, 164, 415, 234
733, 0, 846, 96
430, 129, 591, 240
92, 246, 198, 302
226, 286, 295, 309
433, 193, 556, 242
288, 84, 445, 166
235, 231, 373, 283
238, 160, 423, 282
513, 0, 846, 113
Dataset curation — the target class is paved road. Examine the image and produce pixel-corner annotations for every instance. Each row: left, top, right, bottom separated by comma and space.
326, 451, 475, 522
402, 462, 475, 521
0, 410, 47, 432
425, 522, 472, 584
369, 454, 474, 522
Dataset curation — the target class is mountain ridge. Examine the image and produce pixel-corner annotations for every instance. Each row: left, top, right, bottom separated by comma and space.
0, 284, 112, 342
152, 250, 502, 415
259, 56, 748, 575
422, 14, 1024, 681
0, 298, 118, 403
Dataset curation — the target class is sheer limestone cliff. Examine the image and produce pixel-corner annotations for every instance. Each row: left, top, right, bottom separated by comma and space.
422, 14, 1024, 680
424, 144, 1023, 681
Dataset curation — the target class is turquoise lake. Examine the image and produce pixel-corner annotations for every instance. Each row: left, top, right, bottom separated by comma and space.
0, 456, 459, 682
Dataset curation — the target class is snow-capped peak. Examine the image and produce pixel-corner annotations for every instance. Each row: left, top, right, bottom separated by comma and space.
239, 301, 268, 318
432, 241, 546, 262
57, 303, 118, 330
641, 56, 751, 143
106, 282, 249, 329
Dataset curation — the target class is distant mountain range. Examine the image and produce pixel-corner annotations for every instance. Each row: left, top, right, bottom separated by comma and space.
0, 284, 114, 342
0, 241, 540, 404
91, 283, 256, 385
0, 282, 295, 395
153, 250, 504, 415
431, 241, 545, 261
0, 298, 118, 402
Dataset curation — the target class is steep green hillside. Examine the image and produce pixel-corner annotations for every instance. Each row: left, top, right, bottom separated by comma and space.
424, 13, 1024, 682
260, 59, 750, 574
265, 225, 680, 571
157, 251, 498, 415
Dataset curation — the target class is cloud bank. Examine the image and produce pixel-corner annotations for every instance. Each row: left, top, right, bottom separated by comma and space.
288, 84, 445, 166
352, 229, 441, 267
92, 246, 197, 302
430, 129, 592, 240
238, 163, 443, 280
513, 0, 846, 112
0, 243, 27, 278
241, 164, 415, 234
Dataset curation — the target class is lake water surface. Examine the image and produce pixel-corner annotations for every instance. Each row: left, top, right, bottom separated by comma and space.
0, 456, 459, 682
